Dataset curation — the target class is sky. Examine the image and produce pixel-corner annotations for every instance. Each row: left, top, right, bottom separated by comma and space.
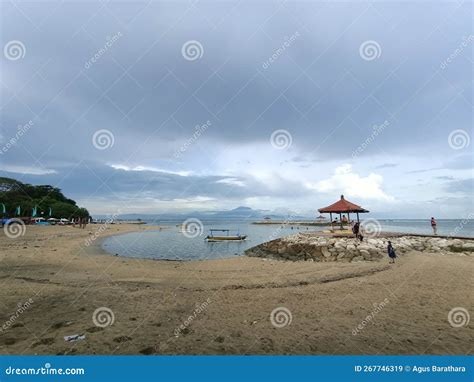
0, 0, 472, 218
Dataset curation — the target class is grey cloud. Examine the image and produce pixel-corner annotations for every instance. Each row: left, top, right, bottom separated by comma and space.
375, 163, 398, 169
445, 178, 474, 194
0, 1, 472, 215
1, 1, 472, 164
0, 161, 310, 203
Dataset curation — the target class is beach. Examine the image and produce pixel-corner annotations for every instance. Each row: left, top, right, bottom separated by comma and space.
0, 224, 472, 355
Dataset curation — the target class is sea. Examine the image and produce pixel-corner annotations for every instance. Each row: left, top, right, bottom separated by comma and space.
101, 219, 474, 261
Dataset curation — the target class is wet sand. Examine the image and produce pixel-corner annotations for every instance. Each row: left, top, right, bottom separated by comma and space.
0, 224, 472, 355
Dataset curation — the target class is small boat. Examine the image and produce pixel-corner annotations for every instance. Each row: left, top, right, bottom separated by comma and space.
205, 229, 247, 242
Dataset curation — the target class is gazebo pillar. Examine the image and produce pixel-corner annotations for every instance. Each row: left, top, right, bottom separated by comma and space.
339, 212, 343, 230
330, 212, 333, 231
356, 212, 360, 223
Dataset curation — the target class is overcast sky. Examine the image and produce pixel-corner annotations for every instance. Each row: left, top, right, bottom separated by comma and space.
0, 0, 472, 218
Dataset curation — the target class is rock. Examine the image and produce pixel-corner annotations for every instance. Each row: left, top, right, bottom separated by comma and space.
246, 234, 474, 263
337, 252, 347, 260
436, 240, 449, 248
451, 239, 463, 248
321, 247, 331, 258
310, 247, 322, 257
368, 247, 380, 254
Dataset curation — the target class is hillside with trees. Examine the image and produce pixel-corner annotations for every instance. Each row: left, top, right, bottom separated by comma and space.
0, 177, 89, 219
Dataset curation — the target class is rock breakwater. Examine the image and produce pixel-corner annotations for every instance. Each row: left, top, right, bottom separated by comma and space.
245, 233, 474, 262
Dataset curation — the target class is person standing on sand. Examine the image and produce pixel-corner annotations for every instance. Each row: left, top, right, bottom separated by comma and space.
431, 217, 437, 235
353, 222, 363, 241
353, 222, 359, 237
387, 241, 396, 264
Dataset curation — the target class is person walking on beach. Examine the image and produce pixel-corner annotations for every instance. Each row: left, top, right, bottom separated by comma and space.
387, 241, 396, 264
431, 217, 437, 235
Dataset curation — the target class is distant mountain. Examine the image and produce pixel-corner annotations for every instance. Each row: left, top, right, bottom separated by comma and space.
213, 206, 264, 218
96, 206, 310, 221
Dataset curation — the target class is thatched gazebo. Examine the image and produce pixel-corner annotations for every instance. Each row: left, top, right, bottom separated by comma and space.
318, 195, 369, 230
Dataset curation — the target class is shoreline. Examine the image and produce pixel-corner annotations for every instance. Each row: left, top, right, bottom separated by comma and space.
252, 221, 335, 226
0, 224, 472, 355
95, 225, 474, 262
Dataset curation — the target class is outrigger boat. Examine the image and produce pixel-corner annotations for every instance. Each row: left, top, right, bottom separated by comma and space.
205, 229, 247, 242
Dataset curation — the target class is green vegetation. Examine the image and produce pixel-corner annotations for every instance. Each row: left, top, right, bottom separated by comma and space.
448, 245, 474, 253
0, 177, 89, 219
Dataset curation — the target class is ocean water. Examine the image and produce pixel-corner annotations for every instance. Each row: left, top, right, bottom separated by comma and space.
101, 222, 308, 261
101, 219, 473, 261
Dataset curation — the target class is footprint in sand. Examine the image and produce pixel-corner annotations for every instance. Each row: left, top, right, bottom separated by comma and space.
139, 347, 154, 355
86, 326, 104, 333
113, 336, 132, 343
3, 338, 16, 345
32, 338, 55, 347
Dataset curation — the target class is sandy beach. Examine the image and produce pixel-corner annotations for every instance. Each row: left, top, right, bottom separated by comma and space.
0, 224, 472, 355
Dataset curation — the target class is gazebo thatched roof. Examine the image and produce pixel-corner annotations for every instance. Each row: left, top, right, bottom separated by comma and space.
318, 195, 369, 214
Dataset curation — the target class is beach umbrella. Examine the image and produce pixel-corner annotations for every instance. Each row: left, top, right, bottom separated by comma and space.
15, 206, 21, 216
0, 203, 5, 214
32, 206, 37, 217
48, 207, 52, 217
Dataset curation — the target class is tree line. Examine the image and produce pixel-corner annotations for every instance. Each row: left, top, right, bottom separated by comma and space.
0, 177, 90, 219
